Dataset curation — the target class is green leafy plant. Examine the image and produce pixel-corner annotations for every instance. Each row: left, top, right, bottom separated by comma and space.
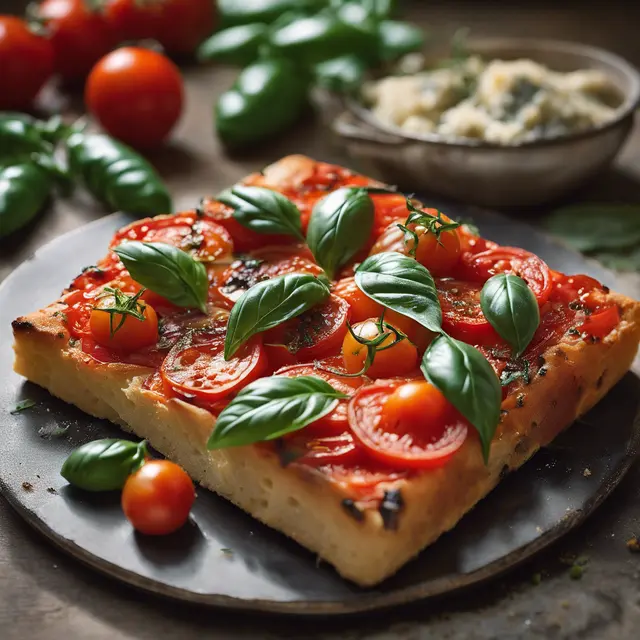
208, 376, 347, 448
113, 241, 209, 314
224, 273, 330, 358
61, 439, 148, 491
480, 274, 540, 357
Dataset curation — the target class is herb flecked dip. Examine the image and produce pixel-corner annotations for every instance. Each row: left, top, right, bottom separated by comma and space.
364, 56, 622, 144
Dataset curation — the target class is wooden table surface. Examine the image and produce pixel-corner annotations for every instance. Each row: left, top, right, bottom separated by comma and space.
2, 3, 640, 639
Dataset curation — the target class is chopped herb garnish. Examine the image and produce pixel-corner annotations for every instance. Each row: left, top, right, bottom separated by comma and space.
11, 399, 37, 414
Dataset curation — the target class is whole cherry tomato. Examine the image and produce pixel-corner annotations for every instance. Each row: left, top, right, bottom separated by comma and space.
89, 290, 158, 351
0, 17, 54, 110
104, 0, 215, 56
85, 46, 184, 149
122, 459, 195, 535
36, 0, 116, 83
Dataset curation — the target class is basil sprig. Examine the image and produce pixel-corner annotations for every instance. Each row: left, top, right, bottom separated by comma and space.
306, 187, 374, 279
218, 185, 304, 241
208, 376, 347, 449
481, 274, 540, 357
114, 241, 209, 313
61, 438, 147, 491
355, 251, 442, 333
224, 273, 330, 358
421, 335, 501, 462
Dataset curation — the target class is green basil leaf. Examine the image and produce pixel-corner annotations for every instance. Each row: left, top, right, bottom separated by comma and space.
480, 274, 540, 357
313, 55, 367, 93
218, 185, 304, 241
196, 24, 268, 66
306, 187, 374, 280
224, 273, 330, 358
593, 246, 640, 271
113, 241, 208, 313
421, 335, 501, 463
355, 251, 442, 332
208, 376, 347, 449
544, 204, 640, 252
61, 439, 147, 491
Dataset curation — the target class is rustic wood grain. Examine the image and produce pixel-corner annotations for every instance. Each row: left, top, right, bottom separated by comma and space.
2, 2, 640, 639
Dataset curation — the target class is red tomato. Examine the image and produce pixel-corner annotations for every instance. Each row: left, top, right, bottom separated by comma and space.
68, 253, 123, 292
111, 213, 233, 261
0, 17, 54, 110
122, 460, 195, 535
200, 198, 292, 253
161, 331, 267, 403
217, 245, 323, 305
275, 357, 367, 434
333, 276, 382, 323
577, 305, 620, 339
264, 295, 350, 363
342, 318, 419, 378
458, 247, 552, 305
293, 431, 364, 467
37, 0, 116, 83
371, 193, 409, 237
104, 0, 215, 56
549, 272, 606, 307
457, 226, 498, 254
86, 46, 184, 149
348, 380, 468, 470
436, 279, 500, 346
89, 292, 158, 351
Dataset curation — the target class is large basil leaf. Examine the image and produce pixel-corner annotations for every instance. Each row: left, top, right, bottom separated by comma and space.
306, 187, 374, 280
355, 251, 442, 332
421, 335, 501, 462
114, 241, 209, 313
224, 273, 330, 358
61, 439, 147, 491
481, 274, 540, 357
218, 185, 304, 240
208, 375, 347, 449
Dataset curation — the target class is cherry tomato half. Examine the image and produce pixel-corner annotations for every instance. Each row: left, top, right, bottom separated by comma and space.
0, 17, 54, 110
89, 292, 158, 351
436, 279, 500, 346
342, 318, 419, 378
112, 212, 233, 262
104, 0, 215, 56
348, 380, 468, 470
122, 459, 195, 536
458, 247, 552, 305
264, 294, 350, 364
86, 46, 184, 149
217, 245, 323, 305
293, 431, 364, 467
37, 0, 116, 83
161, 331, 267, 403
577, 305, 620, 339
333, 276, 382, 323
275, 357, 367, 435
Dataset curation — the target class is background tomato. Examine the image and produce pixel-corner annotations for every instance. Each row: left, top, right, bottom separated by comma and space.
0, 17, 54, 109
37, 0, 116, 82
86, 46, 184, 148
104, 0, 214, 56
122, 460, 195, 535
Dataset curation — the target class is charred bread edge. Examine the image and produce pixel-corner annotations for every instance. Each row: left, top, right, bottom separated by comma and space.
12, 291, 640, 586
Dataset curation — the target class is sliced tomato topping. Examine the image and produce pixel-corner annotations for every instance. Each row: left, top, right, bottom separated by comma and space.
200, 198, 293, 253
371, 193, 409, 237
275, 357, 366, 434
333, 276, 383, 323
347, 380, 468, 470
436, 278, 501, 346
111, 212, 233, 262
549, 272, 608, 309
68, 252, 123, 292
217, 245, 323, 305
578, 305, 620, 339
161, 331, 267, 403
457, 227, 498, 254
264, 294, 350, 364
458, 247, 552, 305
290, 431, 364, 467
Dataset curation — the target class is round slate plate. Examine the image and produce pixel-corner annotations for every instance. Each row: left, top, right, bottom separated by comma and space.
1, 208, 638, 616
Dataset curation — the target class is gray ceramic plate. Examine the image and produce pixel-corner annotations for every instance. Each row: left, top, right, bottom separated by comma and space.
1, 208, 638, 616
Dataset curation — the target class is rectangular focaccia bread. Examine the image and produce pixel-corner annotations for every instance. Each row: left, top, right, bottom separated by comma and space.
12, 155, 640, 586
